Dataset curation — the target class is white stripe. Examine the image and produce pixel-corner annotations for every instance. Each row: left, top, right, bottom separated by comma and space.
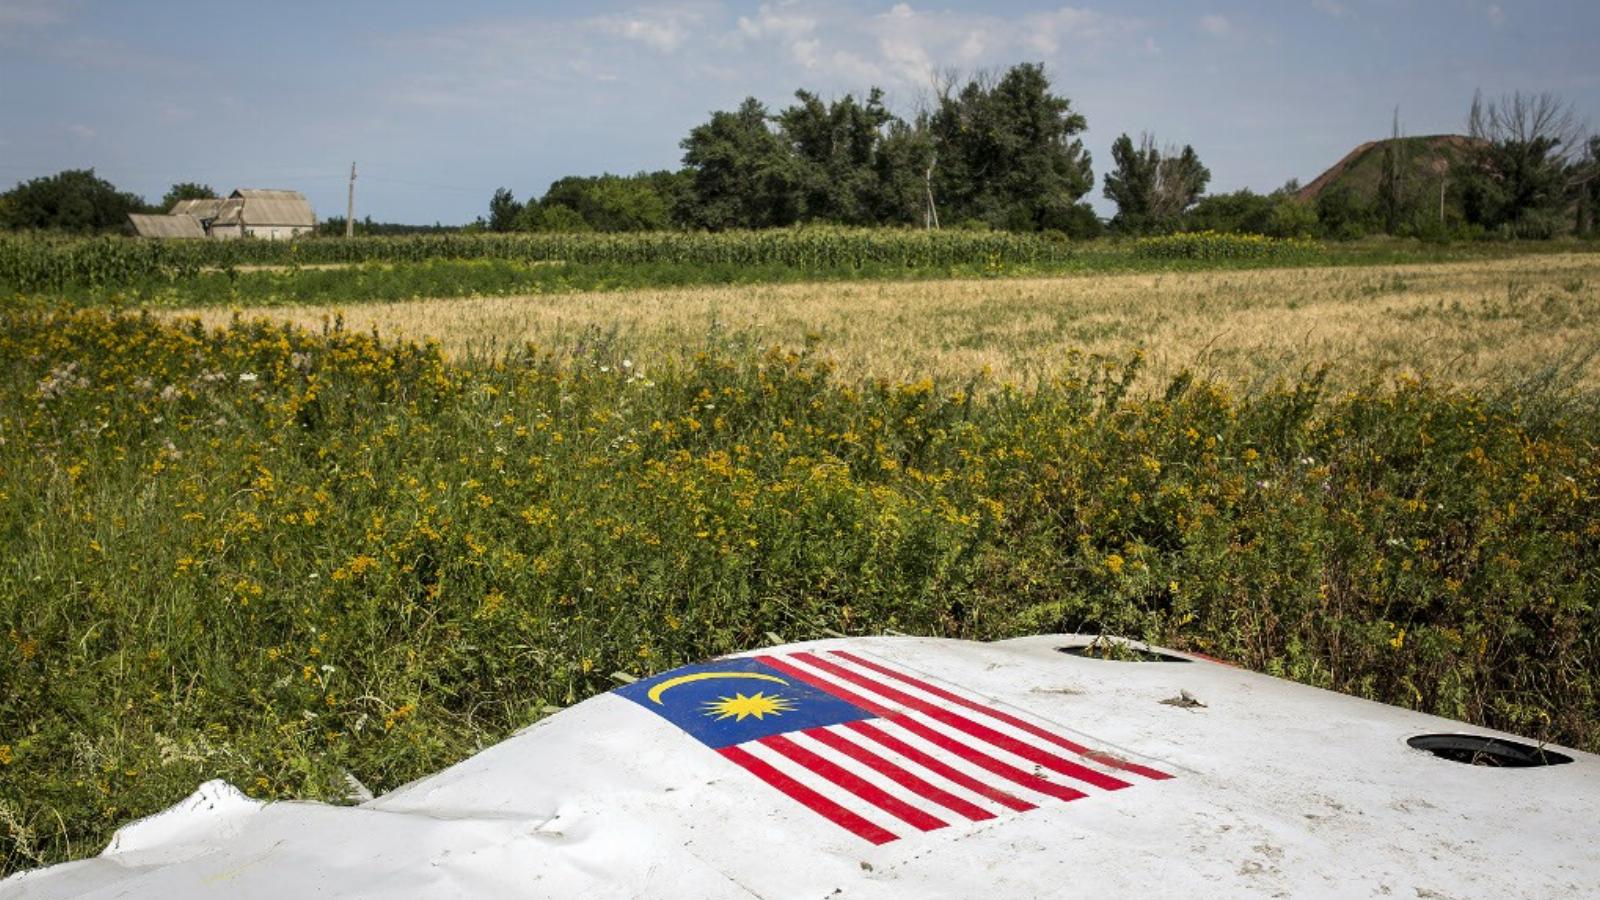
787, 729, 953, 826
818, 722, 1014, 820
777, 653, 1084, 793
773, 654, 1060, 801
793, 651, 1140, 786
738, 738, 905, 839
813, 650, 1163, 780
870, 715, 1075, 808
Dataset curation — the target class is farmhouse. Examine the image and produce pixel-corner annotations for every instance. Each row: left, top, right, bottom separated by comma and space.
129, 188, 316, 240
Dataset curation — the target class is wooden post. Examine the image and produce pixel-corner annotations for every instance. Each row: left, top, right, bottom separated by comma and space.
345, 162, 357, 238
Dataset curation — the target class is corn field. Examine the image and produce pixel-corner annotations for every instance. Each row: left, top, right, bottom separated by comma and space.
0, 229, 1105, 293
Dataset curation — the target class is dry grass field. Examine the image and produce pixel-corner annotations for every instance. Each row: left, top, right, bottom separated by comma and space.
174, 253, 1600, 392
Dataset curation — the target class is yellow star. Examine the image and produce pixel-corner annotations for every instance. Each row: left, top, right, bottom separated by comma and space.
702, 691, 796, 722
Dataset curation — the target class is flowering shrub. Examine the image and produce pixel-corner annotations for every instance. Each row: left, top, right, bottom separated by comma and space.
0, 310, 1594, 873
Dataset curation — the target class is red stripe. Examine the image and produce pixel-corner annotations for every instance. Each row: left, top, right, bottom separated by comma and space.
794, 652, 1133, 792
878, 714, 1088, 803
760, 654, 1072, 805
761, 734, 948, 832
807, 727, 997, 822
718, 746, 896, 845
832, 650, 1172, 781
829, 650, 1173, 781
759, 654, 896, 716
844, 720, 1035, 813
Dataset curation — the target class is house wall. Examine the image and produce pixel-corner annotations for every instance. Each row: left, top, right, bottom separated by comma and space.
207, 224, 243, 240
243, 225, 313, 240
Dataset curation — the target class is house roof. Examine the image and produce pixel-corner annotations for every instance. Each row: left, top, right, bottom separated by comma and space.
168, 198, 226, 219
128, 214, 207, 239
228, 189, 316, 227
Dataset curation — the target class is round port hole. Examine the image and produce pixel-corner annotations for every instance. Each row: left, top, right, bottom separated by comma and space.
1407, 734, 1572, 768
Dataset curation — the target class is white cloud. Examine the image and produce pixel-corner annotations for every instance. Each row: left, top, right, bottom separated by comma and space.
1199, 14, 1231, 36
381, 2, 1152, 113
0, 0, 66, 30
66, 123, 94, 139
736, 3, 816, 41
1024, 7, 1123, 54
605, 16, 692, 53
1312, 0, 1348, 17
1485, 4, 1504, 26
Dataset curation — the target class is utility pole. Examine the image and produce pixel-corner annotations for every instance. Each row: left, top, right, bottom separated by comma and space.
345, 161, 357, 238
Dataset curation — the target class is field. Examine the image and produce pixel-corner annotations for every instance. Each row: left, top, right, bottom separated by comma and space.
2, 235, 1598, 876
174, 253, 1600, 391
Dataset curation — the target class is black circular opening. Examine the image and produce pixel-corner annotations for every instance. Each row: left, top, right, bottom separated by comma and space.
1056, 642, 1191, 663
1407, 734, 1573, 768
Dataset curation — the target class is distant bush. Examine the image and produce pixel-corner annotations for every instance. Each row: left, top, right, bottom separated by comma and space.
1130, 230, 1323, 261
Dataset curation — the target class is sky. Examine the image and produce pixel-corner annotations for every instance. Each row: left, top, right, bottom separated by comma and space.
1, 0, 1596, 224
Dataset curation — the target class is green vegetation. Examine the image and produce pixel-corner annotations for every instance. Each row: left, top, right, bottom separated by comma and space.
1102, 133, 1211, 234
1127, 231, 1322, 261
0, 228, 1084, 294
489, 64, 1102, 235
2, 309, 1596, 875
6, 229, 1596, 310
0, 169, 151, 234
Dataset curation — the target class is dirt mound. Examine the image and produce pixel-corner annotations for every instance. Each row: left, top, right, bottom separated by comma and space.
1296, 134, 1478, 203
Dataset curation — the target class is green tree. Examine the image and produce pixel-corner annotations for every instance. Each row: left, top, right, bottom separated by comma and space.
679, 98, 803, 230
1573, 136, 1599, 238
872, 118, 938, 227
487, 187, 521, 233
1103, 133, 1210, 234
1461, 90, 1583, 238
928, 63, 1095, 231
538, 171, 685, 232
1265, 196, 1318, 238
1315, 185, 1375, 239
777, 88, 897, 224
160, 182, 217, 210
1375, 110, 1417, 235
0, 169, 149, 233
1182, 189, 1276, 234
514, 203, 592, 233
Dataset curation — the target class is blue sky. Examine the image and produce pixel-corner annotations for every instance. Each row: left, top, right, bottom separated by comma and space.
2, 0, 1595, 224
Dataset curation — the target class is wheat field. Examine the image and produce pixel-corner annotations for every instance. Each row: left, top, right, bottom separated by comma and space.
174, 253, 1600, 391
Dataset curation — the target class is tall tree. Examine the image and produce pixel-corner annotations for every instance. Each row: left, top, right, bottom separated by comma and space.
1462, 90, 1583, 237
1572, 135, 1600, 238
777, 88, 898, 225
160, 182, 217, 210
928, 63, 1096, 231
0, 169, 149, 233
1376, 108, 1415, 235
538, 172, 686, 232
679, 98, 803, 230
487, 187, 520, 233
873, 117, 938, 226
1102, 134, 1210, 233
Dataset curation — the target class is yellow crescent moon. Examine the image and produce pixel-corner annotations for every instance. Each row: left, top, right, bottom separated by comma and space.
647, 671, 789, 704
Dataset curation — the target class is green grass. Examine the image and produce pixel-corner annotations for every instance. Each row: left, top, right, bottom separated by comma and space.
2, 309, 1596, 875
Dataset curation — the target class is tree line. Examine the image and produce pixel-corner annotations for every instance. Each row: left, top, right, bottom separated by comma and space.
488, 69, 1598, 241
4, 65, 1596, 240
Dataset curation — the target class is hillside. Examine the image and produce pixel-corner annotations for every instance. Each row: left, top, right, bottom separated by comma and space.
1296, 134, 1478, 211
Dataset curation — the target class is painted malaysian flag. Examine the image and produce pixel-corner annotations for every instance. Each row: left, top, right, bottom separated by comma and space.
617, 648, 1174, 844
